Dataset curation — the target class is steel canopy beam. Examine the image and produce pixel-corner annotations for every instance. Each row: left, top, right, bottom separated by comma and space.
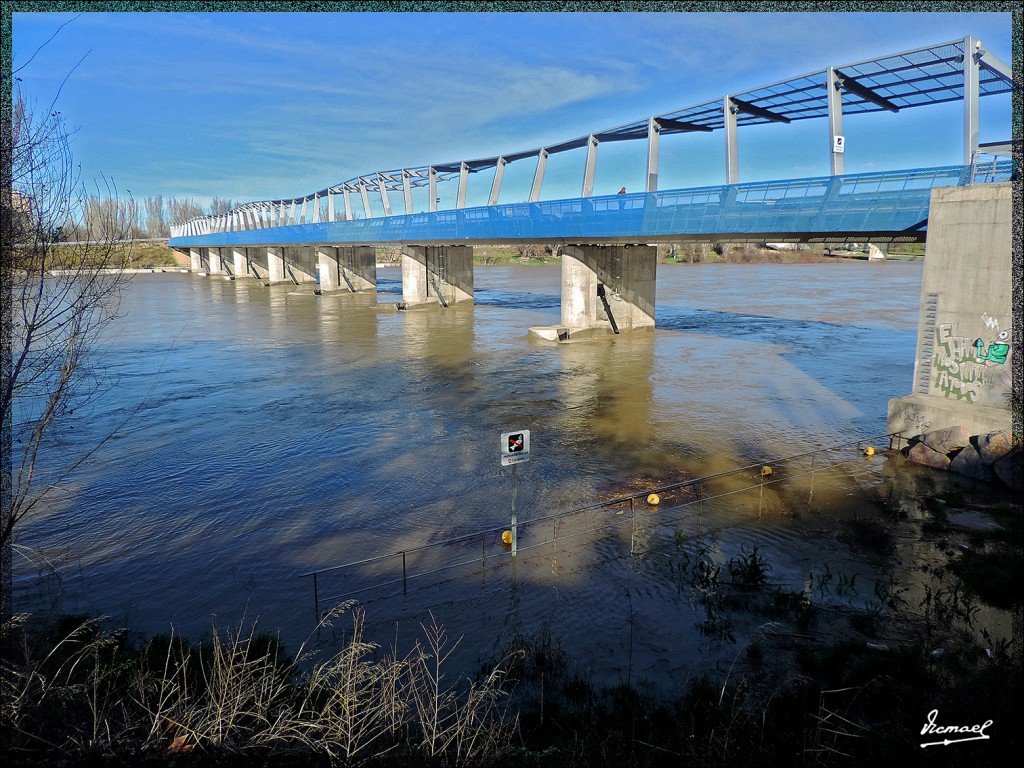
656, 117, 715, 133
729, 97, 792, 124
834, 69, 900, 112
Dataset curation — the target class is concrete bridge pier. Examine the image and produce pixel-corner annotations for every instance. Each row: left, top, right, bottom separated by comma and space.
207, 247, 224, 275
231, 247, 248, 278
317, 246, 377, 292
558, 244, 657, 336
244, 247, 269, 281
267, 247, 286, 283
400, 245, 474, 307
189, 248, 202, 272
284, 247, 319, 284
867, 243, 889, 261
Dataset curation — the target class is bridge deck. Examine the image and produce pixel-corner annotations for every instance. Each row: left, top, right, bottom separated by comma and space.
169, 163, 1012, 249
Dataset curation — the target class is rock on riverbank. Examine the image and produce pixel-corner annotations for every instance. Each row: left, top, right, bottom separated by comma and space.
903, 427, 1021, 493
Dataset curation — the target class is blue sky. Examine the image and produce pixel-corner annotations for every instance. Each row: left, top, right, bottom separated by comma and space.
11, 9, 1016, 214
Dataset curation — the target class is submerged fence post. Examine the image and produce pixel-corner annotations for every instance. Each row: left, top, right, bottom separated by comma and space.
312, 573, 319, 623
402, 551, 407, 595
809, 453, 816, 502
511, 463, 518, 558
630, 497, 636, 556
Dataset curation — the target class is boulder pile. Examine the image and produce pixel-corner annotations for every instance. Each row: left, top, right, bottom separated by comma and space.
903, 427, 1021, 493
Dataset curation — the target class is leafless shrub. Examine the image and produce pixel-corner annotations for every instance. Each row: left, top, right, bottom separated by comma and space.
3, 83, 136, 619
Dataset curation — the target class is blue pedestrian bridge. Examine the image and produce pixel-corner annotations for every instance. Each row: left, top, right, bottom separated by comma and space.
169, 162, 1012, 249
169, 35, 1017, 250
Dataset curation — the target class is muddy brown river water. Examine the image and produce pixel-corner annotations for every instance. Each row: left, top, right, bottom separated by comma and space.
20, 260, 1006, 690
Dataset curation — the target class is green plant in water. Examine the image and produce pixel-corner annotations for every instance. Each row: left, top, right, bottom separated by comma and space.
728, 545, 772, 590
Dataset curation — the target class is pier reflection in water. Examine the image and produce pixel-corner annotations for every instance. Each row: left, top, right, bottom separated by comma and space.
18, 261, 1006, 687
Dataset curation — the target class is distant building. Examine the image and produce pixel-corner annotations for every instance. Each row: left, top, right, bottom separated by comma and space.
11, 189, 33, 215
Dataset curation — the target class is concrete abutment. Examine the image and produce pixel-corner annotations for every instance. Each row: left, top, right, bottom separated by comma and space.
887, 182, 1013, 441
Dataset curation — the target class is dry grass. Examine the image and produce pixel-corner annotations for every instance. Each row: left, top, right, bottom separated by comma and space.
1, 603, 519, 765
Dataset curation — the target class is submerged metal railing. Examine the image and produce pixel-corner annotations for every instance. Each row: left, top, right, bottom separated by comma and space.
301, 432, 900, 622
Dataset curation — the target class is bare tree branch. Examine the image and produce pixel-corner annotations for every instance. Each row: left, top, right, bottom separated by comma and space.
2, 82, 136, 620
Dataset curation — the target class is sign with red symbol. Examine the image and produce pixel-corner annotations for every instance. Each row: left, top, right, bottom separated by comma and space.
500, 430, 530, 466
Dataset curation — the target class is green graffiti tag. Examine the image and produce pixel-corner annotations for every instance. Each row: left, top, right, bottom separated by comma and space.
973, 330, 1010, 364
933, 323, 990, 402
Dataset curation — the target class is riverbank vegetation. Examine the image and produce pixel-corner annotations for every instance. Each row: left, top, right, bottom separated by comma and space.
106, 241, 926, 273
457, 242, 925, 267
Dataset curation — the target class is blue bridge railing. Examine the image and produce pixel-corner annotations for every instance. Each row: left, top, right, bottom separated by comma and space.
168, 162, 1013, 249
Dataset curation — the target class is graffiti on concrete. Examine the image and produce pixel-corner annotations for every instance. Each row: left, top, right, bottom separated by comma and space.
895, 402, 932, 435
933, 323, 991, 402
974, 329, 1010, 364
932, 316, 1011, 403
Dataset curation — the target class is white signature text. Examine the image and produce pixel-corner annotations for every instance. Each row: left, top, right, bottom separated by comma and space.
920, 709, 992, 748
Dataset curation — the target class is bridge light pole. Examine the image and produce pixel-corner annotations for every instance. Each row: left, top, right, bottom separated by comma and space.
359, 178, 373, 219
402, 170, 414, 214
582, 136, 598, 197
342, 186, 354, 221
457, 162, 469, 209
377, 173, 393, 217
428, 167, 438, 212
530, 149, 548, 203
724, 97, 739, 184
826, 66, 845, 176
646, 118, 660, 192
488, 157, 507, 206
963, 35, 980, 167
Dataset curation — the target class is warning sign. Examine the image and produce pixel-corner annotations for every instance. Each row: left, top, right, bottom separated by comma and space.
500, 430, 530, 466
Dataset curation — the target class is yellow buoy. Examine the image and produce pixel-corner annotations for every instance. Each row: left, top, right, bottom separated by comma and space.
647, 493, 661, 506
863, 446, 875, 457
761, 466, 773, 478
501, 530, 513, 545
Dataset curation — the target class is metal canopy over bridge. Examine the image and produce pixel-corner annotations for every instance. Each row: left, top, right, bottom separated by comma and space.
170, 35, 1017, 243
